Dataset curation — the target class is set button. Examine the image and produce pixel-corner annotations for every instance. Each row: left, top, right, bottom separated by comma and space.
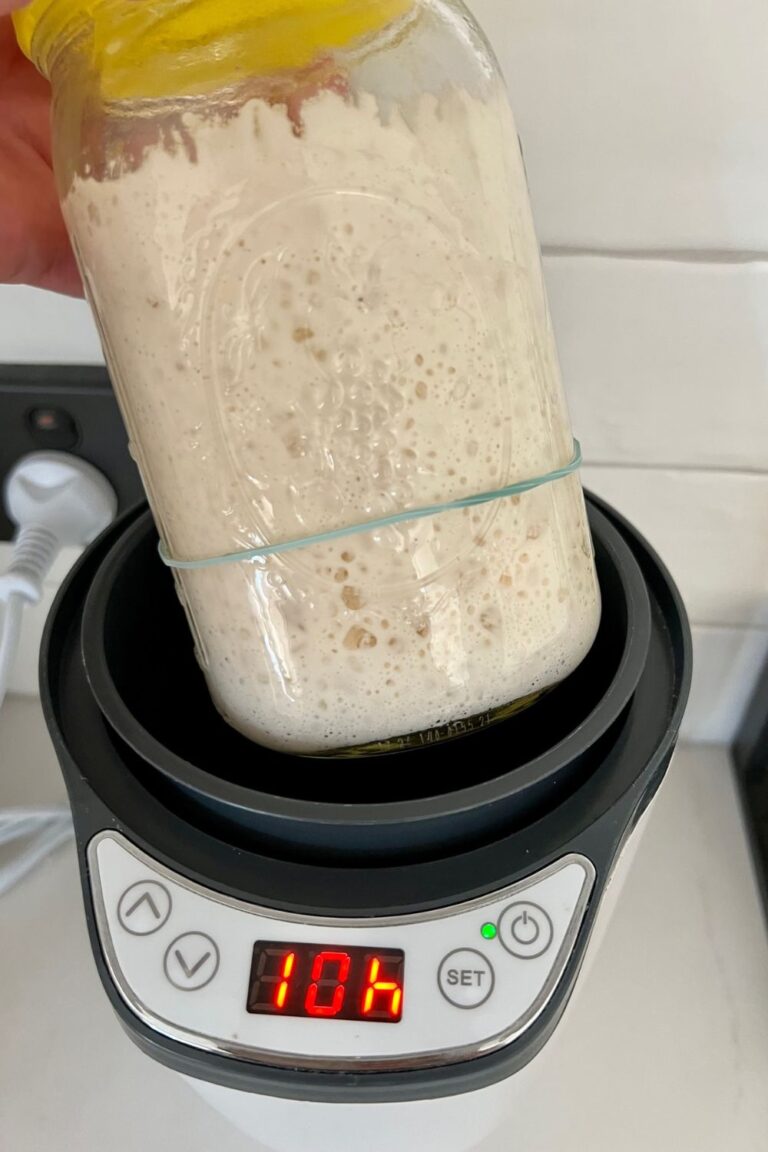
437, 949, 495, 1009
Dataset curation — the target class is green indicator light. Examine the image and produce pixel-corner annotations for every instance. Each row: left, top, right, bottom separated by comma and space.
481, 922, 497, 941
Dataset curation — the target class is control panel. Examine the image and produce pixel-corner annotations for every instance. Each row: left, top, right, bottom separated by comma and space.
88, 832, 594, 1071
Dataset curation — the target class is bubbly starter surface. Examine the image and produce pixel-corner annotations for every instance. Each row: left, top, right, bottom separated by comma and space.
67, 84, 600, 753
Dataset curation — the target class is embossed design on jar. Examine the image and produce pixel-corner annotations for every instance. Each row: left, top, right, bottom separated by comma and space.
187, 188, 510, 595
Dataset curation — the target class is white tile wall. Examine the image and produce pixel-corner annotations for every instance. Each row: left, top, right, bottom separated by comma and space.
682, 625, 768, 745
583, 465, 768, 740
468, 0, 768, 251
581, 467, 768, 629
548, 257, 768, 471
1, 1, 767, 742
0, 285, 102, 364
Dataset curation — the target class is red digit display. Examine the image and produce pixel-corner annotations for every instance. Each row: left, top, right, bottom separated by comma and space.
247, 946, 298, 1015
275, 951, 295, 1010
361, 956, 404, 1020
247, 943, 404, 1023
304, 951, 351, 1017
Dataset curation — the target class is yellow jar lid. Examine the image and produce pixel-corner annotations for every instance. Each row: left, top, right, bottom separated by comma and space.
14, 0, 413, 99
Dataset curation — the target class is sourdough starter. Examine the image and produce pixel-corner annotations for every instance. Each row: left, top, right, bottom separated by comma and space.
66, 82, 600, 753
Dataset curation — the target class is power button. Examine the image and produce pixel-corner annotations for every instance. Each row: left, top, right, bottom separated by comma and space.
498, 901, 553, 960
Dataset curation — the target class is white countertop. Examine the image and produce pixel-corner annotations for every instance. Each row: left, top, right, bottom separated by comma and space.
2, 695, 768, 1151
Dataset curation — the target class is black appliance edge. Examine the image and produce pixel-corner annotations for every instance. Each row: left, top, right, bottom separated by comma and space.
39, 493, 691, 1103
734, 654, 768, 926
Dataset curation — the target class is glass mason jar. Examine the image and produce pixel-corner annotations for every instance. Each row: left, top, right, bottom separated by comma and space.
15, 0, 601, 756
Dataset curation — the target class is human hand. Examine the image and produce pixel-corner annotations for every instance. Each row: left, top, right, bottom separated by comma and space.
0, 0, 82, 295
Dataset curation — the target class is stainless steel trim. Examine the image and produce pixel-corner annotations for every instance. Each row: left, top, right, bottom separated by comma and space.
88, 831, 596, 1074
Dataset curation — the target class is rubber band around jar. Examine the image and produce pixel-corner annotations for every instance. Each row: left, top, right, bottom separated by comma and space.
158, 440, 583, 570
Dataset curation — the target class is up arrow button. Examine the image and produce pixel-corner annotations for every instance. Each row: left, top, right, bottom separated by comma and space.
117, 881, 172, 936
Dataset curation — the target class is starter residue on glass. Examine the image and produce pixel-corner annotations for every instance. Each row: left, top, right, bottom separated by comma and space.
66, 83, 600, 753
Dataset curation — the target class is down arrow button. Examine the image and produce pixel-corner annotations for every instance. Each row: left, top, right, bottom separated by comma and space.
163, 932, 220, 990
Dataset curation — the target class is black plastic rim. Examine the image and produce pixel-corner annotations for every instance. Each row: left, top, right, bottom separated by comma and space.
79, 501, 651, 841
41, 490, 692, 900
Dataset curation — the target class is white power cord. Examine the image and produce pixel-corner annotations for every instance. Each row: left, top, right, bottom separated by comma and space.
0, 452, 117, 897
0, 809, 77, 898
0, 593, 24, 714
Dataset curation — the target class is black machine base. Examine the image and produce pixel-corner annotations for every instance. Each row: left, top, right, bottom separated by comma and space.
41, 493, 691, 1102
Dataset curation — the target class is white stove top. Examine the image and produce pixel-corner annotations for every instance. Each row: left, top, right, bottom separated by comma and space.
2, 695, 768, 1152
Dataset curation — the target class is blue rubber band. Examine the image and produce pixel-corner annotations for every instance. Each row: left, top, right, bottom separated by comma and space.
159, 440, 582, 570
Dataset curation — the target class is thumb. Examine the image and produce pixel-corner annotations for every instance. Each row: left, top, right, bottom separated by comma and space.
0, 0, 31, 14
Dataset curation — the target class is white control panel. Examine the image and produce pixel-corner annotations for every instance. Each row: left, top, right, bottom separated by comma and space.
88, 832, 594, 1071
